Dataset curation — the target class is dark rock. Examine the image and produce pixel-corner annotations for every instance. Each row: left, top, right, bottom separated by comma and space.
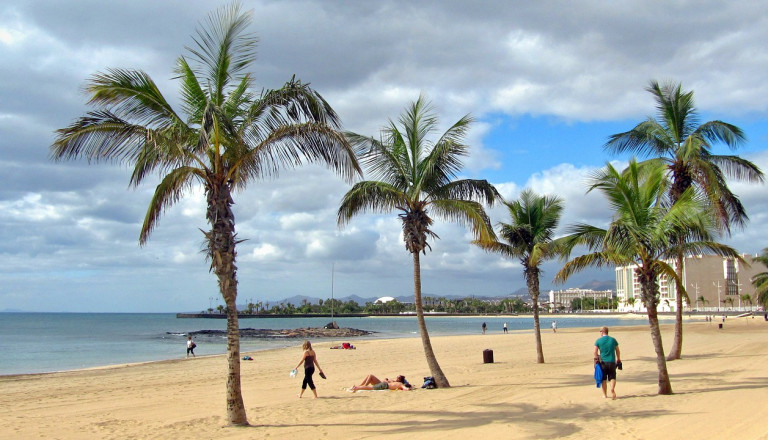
179, 327, 373, 339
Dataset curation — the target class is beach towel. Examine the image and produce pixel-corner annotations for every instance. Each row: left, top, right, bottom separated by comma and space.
594, 362, 603, 387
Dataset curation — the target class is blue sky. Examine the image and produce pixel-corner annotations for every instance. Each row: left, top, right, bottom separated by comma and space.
1, 0, 767, 312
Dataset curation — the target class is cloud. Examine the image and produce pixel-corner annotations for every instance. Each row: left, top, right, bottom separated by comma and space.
1, 0, 766, 312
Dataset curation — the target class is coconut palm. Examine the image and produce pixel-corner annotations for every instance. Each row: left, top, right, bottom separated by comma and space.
752, 248, 768, 308
474, 189, 563, 363
555, 160, 740, 394
697, 295, 709, 310
337, 96, 499, 388
50, 5, 359, 425
605, 80, 764, 361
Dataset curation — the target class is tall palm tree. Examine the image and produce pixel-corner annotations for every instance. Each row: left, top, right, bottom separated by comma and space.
605, 80, 764, 361
474, 189, 563, 363
752, 248, 768, 309
50, 5, 360, 425
697, 295, 709, 310
337, 96, 499, 388
556, 160, 740, 394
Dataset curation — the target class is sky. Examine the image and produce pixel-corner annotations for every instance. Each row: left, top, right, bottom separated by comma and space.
1, 0, 767, 312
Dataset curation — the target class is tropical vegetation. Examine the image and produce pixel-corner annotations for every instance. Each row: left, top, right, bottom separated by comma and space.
50, 4, 360, 425
605, 80, 764, 361
555, 160, 741, 394
203, 295, 534, 315
475, 189, 564, 363
337, 96, 499, 388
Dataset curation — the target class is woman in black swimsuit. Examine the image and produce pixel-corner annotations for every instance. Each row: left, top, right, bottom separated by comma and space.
294, 340, 324, 398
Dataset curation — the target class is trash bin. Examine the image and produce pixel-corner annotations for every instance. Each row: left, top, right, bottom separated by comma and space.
718, 323, 723, 329
483, 349, 494, 363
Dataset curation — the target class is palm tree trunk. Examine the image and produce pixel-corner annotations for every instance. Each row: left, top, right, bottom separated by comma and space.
224, 297, 247, 424
527, 270, 544, 363
647, 305, 673, 394
639, 269, 673, 395
667, 251, 685, 361
207, 179, 248, 425
412, 251, 450, 388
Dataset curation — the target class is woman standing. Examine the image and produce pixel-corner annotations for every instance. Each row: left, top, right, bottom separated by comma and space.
294, 340, 324, 398
186, 336, 196, 358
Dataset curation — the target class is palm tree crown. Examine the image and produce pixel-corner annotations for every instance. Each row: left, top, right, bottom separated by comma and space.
51, 4, 360, 425
605, 80, 763, 232
338, 95, 499, 387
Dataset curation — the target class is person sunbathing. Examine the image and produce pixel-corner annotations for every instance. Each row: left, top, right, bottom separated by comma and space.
349, 374, 411, 391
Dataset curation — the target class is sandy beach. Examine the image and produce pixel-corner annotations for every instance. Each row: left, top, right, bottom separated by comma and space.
2, 317, 767, 439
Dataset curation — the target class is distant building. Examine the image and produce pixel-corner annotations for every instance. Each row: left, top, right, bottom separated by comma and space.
548, 288, 615, 312
615, 253, 765, 313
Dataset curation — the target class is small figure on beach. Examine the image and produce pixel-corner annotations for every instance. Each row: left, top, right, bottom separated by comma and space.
551, 321, 557, 333
503, 322, 508, 333
295, 340, 324, 398
186, 336, 196, 358
348, 374, 411, 392
594, 326, 621, 400
482, 322, 487, 334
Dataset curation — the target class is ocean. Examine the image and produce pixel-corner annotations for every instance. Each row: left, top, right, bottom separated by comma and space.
0, 312, 666, 375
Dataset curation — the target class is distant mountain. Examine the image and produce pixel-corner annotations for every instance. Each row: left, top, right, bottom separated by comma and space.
580, 279, 615, 290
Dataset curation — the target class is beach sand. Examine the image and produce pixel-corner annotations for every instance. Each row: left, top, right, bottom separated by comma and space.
2, 317, 767, 439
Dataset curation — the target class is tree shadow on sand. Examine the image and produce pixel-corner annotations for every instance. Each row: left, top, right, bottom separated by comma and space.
248, 402, 668, 437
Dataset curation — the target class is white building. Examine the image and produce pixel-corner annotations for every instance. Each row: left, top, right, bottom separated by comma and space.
548, 287, 615, 312
615, 254, 765, 313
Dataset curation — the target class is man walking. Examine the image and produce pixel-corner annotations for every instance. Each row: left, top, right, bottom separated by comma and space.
594, 326, 620, 399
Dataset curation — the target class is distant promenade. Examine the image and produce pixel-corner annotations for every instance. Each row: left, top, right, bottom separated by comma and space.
177, 313, 396, 319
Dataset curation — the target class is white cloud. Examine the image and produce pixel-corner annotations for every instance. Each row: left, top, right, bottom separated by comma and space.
1, 0, 767, 311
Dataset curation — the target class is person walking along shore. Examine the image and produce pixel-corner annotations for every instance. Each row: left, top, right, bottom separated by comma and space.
594, 326, 621, 400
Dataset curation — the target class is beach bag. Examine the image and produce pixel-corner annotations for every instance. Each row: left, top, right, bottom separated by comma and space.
190, 342, 196, 349
422, 376, 437, 389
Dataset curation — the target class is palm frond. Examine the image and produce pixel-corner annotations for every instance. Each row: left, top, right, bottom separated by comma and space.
337, 181, 407, 226
186, 3, 256, 103
429, 198, 495, 242
51, 110, 150, 164
139, 166, 202, 245
86, 68, 182, 128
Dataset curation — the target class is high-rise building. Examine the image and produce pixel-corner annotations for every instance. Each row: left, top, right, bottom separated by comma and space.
615, 254, 765, 312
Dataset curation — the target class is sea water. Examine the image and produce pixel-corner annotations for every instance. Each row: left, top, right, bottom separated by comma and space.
0, 312, 664, 375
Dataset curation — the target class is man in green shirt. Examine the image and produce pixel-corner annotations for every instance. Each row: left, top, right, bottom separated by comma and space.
594, 326, 621, 400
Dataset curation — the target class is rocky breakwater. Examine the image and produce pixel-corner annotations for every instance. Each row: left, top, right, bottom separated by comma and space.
186, 326, 374, 339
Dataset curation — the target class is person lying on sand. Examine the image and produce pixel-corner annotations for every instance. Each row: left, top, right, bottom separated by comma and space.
349, 374, 411, 392
330, 342, 356, 349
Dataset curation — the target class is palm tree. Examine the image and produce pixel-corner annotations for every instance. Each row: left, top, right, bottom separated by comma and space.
697, 295, 709, 310
605, 80, 764, 361
337, 96, 499, 388
474, 189, 563, 363
50, 5, 359, 425
555, 160, 740, 395
739, 293, 752, 311
752, 248, 768, 309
